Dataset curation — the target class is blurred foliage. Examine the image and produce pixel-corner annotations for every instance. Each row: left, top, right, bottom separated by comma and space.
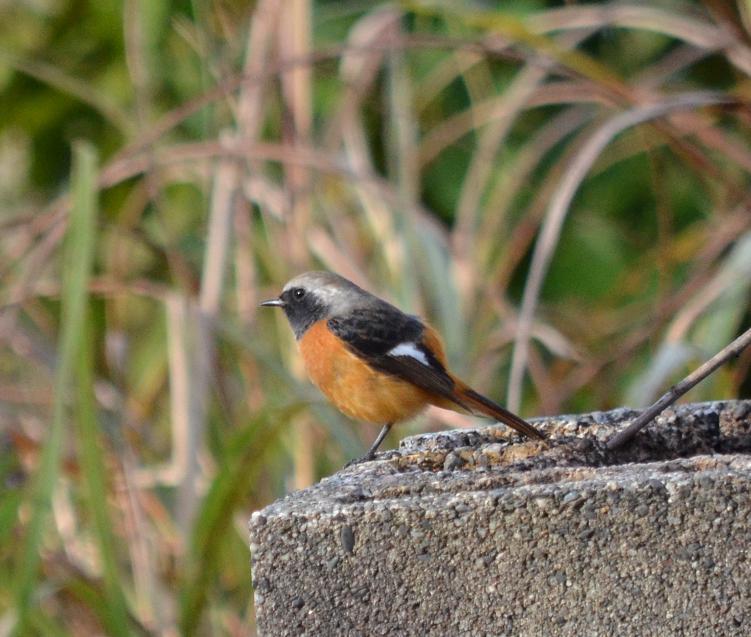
1, 0, 751, 634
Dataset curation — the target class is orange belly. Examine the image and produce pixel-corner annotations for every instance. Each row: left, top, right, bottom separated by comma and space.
298, 320, 431, 424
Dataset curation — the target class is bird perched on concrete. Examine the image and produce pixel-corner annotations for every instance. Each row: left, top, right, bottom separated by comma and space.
261, 271, 545, 463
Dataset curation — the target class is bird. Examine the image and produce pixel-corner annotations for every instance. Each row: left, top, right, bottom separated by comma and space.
260, 271, 545, 463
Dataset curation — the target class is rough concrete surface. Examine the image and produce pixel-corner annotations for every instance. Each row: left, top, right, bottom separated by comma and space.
250, 400, 751, 636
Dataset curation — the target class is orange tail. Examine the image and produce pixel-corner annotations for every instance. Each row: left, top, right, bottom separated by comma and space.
443, 379, 546, 440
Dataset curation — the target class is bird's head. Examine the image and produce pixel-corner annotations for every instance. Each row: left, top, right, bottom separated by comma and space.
260, 271, 367, 338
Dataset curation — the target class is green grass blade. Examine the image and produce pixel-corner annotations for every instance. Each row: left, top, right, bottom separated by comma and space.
76, 312, 132, 636
14, 141, 98, 634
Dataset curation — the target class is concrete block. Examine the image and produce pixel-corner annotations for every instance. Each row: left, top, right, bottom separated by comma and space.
250, 400, 751, 636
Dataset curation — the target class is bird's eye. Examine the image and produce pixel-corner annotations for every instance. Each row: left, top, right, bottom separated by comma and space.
293, 288, 306, 300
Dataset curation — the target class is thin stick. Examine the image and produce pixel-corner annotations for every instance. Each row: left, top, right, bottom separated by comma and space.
606, 325, 751, 450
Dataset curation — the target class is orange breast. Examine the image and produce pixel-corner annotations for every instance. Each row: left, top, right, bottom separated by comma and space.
298, 320, 431, 424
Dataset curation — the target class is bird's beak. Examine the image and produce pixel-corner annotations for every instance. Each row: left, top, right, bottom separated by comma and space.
260, 298, 285, 308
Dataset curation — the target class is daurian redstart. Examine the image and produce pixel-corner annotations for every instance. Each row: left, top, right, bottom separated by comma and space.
261, 271, 545, 462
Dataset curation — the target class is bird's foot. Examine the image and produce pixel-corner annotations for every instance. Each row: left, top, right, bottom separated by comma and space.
343, 451, 376, 469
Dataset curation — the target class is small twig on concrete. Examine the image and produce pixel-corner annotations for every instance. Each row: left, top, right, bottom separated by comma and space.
606, 326, 751, 450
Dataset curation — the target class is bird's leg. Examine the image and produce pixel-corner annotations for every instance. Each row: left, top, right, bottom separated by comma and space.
364, 422, 392, 459
345, 422, 393, 467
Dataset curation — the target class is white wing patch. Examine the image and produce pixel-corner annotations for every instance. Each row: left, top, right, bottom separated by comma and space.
387, 342, 430, 366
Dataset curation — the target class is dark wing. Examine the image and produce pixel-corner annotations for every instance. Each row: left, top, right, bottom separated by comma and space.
327, 304, 422, 356
328, 304, 545, 439
327, 305, 468, 409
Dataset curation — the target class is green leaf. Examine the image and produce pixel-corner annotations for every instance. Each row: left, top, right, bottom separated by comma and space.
14, 141, 98, 635
75, 311, 132, 636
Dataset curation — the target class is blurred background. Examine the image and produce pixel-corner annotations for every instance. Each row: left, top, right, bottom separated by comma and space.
2, 0, 751, 634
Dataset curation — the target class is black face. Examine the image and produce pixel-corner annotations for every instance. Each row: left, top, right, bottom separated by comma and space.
279, 286, 326, 338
